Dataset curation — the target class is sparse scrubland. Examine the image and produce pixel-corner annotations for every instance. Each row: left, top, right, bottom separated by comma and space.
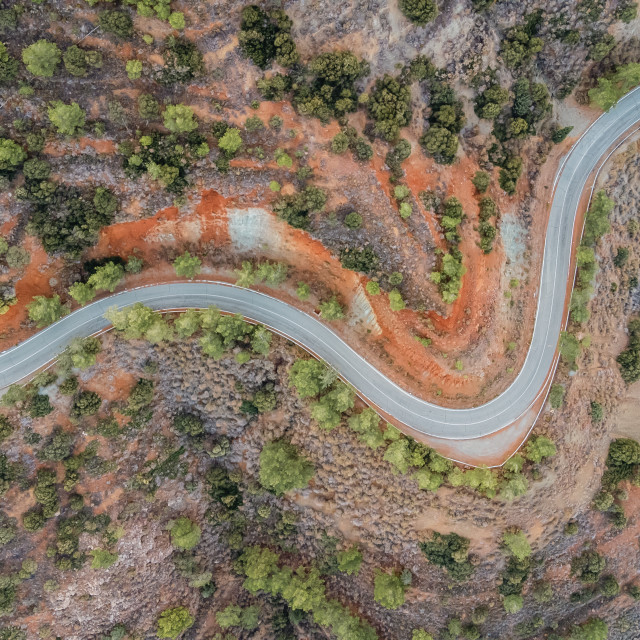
1, 0, 640, 638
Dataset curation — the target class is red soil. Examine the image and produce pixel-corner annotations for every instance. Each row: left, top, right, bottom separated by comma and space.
0, 97, 609, 464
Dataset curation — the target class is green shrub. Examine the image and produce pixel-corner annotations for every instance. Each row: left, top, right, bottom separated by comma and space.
472, 171, 490, 193
589, 34, 616, 62
615, 0, 638, 22
571, 550, 606, 584
238, 5, 298, 68
524, 435, 556, 463
90, 549, 118, 569
138, 93, 160, 120
48, 101, 86, 136
366, 281, 381, 296
163, 105, 198, 133
474, 83, 509, 120
430, 250, 465, 303
549, 384, 564, 409
168, 11, 185, 29
590, 401, 603, 423
0, 138, 26, 172
173, 413, 204, 437
420, 532, 473, 581
0, 512, 16, 546
156, 607, 195, 639
502, 530, 531, 561
71, 391, 102, 417
368, 74, 412, 141
340, 246, 379, 274
503, 594, 523, 613
173, 251, 201, 279
421, 125, 458, 164
28, 394, 53, 418
569, 618, 607, 640
336, 547, 362, 575
216, 604, 260, 630
0, 42, 18, 84
0, 8, 18, 33
63, 45, 101, 76
592, 490, 614, 511
99, 10, 134, 38
617, 318, 640, 382
598, 574, 619, 596
126, 378, 154, 413
500, 12, 543, 68
374, 570, 406, 609
259, 440, 314, 495
552, 125, 573, 143
257, 74, 291, 101
159, 36, 203, 85
37, 429, 73, 461
218, 128, 242, 156
319, 297, 344, 320
399, 0, 437, 24
0, 416, 12, 442
22, 40, 61, 77
590, 63, 640, 111
498, 156, 523, 195
168, 517, 201, 550
344, 211, 362, 228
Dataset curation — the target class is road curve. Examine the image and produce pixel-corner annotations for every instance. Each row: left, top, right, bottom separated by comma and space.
2, 88, 640, 439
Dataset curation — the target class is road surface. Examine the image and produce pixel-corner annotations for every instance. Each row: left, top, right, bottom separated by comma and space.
2, 88, 640, 440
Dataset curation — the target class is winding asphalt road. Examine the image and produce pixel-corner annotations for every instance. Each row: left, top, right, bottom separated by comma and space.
2, 88, 640, 439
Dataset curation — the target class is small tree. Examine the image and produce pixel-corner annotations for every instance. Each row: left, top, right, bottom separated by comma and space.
168, 517, 201, 550
169, 11, 185, 29
173, 413, 204, 436
71, 390, 102, 417
502, 530, 531, 561
570, 618, 608, 640
163, 104, 198, 133
156, 607, 195, 639
48, 101, 86, 136
88, 261, 125, 292
336, 547, 363, 575
90, 549, 118, 569
5, 246, 30, 270
503, 594, 523, 613
219, 128, 242, 156
296, 282, 311, 300
173, 251, 201, 279
524, 435, 556, 462
599, 574, 620, 596
366, 281, 380, 295
319, 297, 344, 320
389, 289, 405, 311
63, 45, 89, 77
472, 171, 490, 193
399, 0, 438, 25
27, 295, 69, 328
99, 10, 134, 38
259, 440, 314, 495
374, 570, 406, 609
138, 93, 160, 120
125, 59, 142, 80
549, 384, 564, 409
216, 604, 260, 630
22, 40, 61, 77
0, 138, 26, 171
571, 550, 606, 583
0, 41, 18, 85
